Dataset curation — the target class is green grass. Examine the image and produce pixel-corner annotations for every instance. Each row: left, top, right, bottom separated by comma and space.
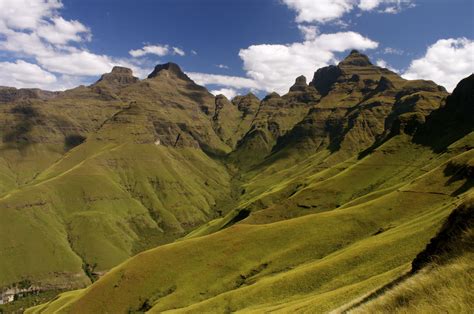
25, 136, 472, 313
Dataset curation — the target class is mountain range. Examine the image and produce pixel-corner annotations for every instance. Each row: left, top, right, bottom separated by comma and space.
0, 50, 472, 313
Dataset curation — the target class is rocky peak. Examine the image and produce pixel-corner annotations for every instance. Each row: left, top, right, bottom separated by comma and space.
147, 62, 191, 81
263, 92, 281, 101
339, 50, 372, 67
111, 66, 134, 75
214, 94, 230, 109
95, 66, 138, 86
310, 65, 343, 96
232, 93, 260, 117
289, 75, 308, 92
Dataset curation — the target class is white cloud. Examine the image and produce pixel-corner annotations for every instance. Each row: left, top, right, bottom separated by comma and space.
0, 60, 56, 88
282, 0, 355, 24
376, 58, 398, 72
298, 25, 319, 41
216, 64, 229, 69
359, 0, 380, 10
238, 31, 378, 93
403, 38, 474, 92
36, 16, 90, 44
383, 47, 404, 55
187, 72, 259, 90
359, 0, 415, 13
210, 88, 238, 99
172, 47, 185, 56
0, 30, 52, 57
0, 0, 153, 87
37, 50, 115, 76
129, 44, 186, 57
0, 0, 62, 30
129, 44, 169, 57
191, 50, 198, 55
282, 0, 415, 24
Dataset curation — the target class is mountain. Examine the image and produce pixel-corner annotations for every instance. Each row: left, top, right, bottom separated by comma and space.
0, 51, 472, 313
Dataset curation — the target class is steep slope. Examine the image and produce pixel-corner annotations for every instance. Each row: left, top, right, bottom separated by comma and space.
230, 76, 320, 167
24, 65, 473, 313
0, 64, 236, 291
346, 193, 473, 314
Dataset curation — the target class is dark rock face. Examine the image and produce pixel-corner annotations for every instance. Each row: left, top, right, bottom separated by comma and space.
412, 197, 474, 272
147, 62, 191, 81
310, 65, 343, 96
289, 75, 308, 92
374, 76, 395, 93
414, 74, 474, 149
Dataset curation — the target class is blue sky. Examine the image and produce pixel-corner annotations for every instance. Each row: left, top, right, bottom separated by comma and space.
0, 0, 473, 98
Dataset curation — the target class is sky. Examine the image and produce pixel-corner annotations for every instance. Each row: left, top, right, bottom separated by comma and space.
0, 0, 473, 99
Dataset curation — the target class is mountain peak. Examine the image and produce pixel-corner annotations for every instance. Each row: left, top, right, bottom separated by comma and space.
95, 66, 138, 86
289, 75, 308, 92
339, 50, 372, 67
111, 66, 134, 75
147, 62, 190, 81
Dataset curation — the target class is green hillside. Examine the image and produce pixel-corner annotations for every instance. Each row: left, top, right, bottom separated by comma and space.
0, 52, 472, 313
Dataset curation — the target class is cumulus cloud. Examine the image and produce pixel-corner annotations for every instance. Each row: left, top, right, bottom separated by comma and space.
37, 51, 115, 76
0, 0, 90, 46
376, 58, 398, 72
129, 44, 186, 57
403, 38, 474, 92
187, 72, 259, 90
0, 0, 166, 89
0, 60, 56, 88
298, 25, 319, 41
0, 0, 62, 30
129, 44, 170, 57
210, 88, 238, 100
282, 0, 415, 24
282, 0, 355, 24
36, 17, 90, 44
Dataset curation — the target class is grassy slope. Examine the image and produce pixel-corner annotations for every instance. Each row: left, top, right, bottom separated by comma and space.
0, 68, 237, 290
26, 133, 473, 313
349, 254, 473, 314
345, 191, 474, 314
0, 139, 231, 289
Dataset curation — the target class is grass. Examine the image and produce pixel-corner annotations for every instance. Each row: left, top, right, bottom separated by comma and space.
348, 255, 473, 314
0, 72, 236, 290
25, 137, 471, 312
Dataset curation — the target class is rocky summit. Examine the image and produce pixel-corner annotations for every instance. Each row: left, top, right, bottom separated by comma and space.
0, 51, 472, 313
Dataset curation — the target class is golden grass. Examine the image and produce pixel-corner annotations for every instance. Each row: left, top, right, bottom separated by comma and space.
348, 254, 474, 314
